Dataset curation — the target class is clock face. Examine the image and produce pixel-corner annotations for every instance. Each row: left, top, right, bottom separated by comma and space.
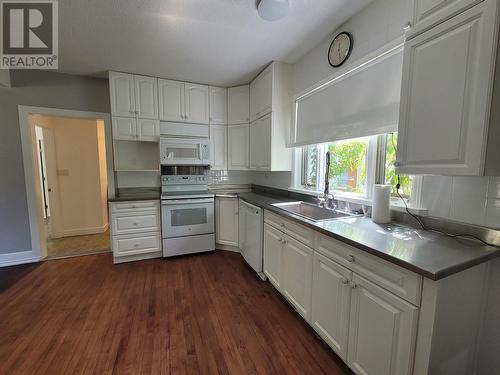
328, 32, 352, 68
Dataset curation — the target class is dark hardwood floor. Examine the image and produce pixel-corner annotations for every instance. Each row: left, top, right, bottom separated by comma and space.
0, 251, 353, 375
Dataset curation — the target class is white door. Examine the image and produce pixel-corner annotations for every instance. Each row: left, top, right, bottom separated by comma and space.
209, 86, 227, 124
210, 125, 227, 170
134, 75, 158, 119
282, 234, 313, 321
228, 124, 249, 170
137, 119, 159, 142
216, 197, 239, 247
249, 115, 271, 170
311, 252, 352, 360
228, 85, 250, 124
263, 223, 284, 291
109, 72, 135, 117
112, 117, 137, 140
347, 274, 418, 375
185, 83, 209, 124
158, 79, 185, 122
407, 0, 481, 37
397, 0, 498, 175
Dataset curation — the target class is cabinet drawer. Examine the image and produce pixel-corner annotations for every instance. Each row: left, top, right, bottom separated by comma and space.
264, 210, 314, 248
112, 232, 161, 257
316, 234, 422, 306
110, 200, 159, 213
111, 211, 160, 235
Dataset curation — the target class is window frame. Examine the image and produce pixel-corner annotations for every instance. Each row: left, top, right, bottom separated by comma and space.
292, 134, 424, 208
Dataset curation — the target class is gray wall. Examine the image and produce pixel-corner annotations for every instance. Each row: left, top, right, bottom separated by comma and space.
0, 70, 109, 254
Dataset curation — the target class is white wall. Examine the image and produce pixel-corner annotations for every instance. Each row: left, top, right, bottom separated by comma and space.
292, 0, 408, 96
255, 0, 408, 190
31, 115, 109, 237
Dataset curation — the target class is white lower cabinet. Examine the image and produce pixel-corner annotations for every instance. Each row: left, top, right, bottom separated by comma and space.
311, 252, 352, 359
347, 274, 418, 375
282, 234, 313, 322
109, 200, 162, 263
263, 223, 284, 290
215, 197, 239, 247
262, 209, 420, 375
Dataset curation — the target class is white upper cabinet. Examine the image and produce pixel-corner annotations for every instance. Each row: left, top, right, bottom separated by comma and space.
112, 117, 159, 142
158, 79, 185, 122
112, 117, 137, 141
406, 0, 482, 38
228, 124, 249, 170
228, 85, 250, 124
185, 83, 209, 124
347, 274, 418, 375
137, 119, 160, 142
209, 86, 227, 125
110, 72, 159, 120
311, 252, 352, 360
110, 72, 136, 117
210, 125, 227, 170
249, 114, 271, 170
248, 62, 292, 171
397, 0, 500, 175
158, 80, 209, 124
134, 75, 158, 119
250, 66, 273, 122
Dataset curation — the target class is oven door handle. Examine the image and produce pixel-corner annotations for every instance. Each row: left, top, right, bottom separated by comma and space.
162, 198, 214, 205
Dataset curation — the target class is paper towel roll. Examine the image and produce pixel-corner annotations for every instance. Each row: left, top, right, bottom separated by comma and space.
372, 184, 391, 224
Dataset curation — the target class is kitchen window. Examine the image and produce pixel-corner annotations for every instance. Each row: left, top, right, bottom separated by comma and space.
295, 133, 418, 205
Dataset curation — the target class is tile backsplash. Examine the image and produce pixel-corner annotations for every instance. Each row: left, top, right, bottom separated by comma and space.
422, 176, 500, 229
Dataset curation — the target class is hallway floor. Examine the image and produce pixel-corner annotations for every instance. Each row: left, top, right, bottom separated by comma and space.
46, 229, 110, 259
0, 251, 353, 375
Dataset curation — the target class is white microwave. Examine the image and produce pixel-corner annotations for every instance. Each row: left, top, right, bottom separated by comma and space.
160, 137, 210, 165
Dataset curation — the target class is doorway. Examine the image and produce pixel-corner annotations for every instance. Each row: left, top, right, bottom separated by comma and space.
19, 107, 114, 261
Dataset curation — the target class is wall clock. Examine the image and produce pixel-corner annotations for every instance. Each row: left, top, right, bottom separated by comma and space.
328, 32, 353, 68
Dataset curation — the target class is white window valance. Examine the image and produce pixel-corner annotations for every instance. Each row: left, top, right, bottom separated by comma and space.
290, 40, 404, 147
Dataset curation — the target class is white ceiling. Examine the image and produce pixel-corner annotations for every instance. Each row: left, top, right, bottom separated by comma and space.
58, 0, 373, 86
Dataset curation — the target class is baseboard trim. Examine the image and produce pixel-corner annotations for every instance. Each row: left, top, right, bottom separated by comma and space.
57, 224, 109, 238
216, 244, 240, 253
0, 251, 41, 267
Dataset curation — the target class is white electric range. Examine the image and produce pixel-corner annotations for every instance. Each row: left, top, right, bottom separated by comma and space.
161, 167, 215, 257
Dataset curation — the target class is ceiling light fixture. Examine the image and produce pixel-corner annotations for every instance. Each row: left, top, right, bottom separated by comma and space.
257, 0, 289, 21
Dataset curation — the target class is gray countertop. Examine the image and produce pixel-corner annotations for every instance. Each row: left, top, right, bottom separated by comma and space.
238, 192, 500, 280
108, 188, 160, 202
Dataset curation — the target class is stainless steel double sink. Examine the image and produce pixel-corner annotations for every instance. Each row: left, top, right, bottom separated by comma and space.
270, 201, 360, 222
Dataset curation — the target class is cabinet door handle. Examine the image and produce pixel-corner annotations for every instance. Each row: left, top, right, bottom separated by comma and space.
341, 278, 349, 285
347, 255, 355, 263
402, 22, 412, 31
349, 282, 357, 289
133, 222, 139, 226
280, 223, 285, 228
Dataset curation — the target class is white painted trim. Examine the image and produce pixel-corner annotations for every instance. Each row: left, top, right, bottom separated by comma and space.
15, 105, 114, 267
56, 223, 109, 238
0, 251, 40, 267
